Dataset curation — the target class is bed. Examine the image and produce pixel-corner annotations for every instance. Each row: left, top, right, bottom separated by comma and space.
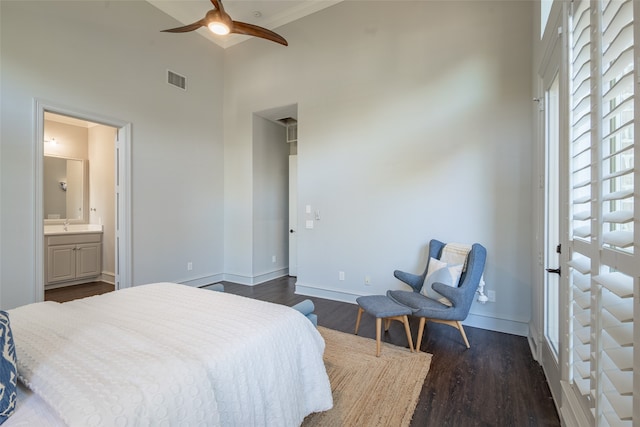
3, 282, 333, 426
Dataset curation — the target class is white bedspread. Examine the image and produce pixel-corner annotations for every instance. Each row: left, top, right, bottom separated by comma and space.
8, 283, 332, 426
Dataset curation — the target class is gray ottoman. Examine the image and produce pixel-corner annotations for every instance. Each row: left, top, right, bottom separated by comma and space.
354, 295, 415, 356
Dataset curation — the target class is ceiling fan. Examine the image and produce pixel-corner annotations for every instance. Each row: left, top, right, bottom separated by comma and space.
161, 0, 288, 46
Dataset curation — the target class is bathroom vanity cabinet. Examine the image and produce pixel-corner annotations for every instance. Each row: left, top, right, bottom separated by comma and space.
45, 231, 102, 288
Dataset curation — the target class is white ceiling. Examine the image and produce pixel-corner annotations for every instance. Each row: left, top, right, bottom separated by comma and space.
147, 0, 342, 48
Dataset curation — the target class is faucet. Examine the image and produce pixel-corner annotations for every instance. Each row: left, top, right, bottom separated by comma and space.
63, 219, 69, 231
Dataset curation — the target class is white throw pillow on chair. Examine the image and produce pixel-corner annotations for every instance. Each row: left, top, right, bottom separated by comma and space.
420, 257, 463, 306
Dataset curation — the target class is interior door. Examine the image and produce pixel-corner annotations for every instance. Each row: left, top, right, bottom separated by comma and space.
288, 154, 298, 276
540, 23, 563, 402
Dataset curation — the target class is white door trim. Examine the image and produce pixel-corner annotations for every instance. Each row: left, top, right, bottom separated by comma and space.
34, 99, 132, 301
288, 154, 298, 277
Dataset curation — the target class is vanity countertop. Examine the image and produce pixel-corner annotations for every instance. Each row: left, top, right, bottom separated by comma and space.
44, 224, 103, 236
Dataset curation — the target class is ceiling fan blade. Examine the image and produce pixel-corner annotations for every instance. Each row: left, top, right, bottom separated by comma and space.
232, 21, 288, 46
210, 0, 223, 13
162, 19, 206, 33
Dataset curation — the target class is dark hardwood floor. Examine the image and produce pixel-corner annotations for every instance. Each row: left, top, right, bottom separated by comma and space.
48, 277, 560, 426
44, 281, 115, 303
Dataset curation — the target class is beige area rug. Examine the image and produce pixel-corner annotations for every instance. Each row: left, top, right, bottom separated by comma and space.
303, 327, 432, 427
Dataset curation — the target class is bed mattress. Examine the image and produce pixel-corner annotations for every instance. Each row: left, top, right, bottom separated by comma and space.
7, 282, 332, 426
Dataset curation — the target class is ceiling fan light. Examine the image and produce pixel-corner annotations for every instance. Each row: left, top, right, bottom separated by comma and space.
208, 21, 230, 35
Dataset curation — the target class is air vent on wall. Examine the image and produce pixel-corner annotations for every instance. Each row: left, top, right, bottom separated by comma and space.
167, 70, 186, 90
277, 117, 297, 143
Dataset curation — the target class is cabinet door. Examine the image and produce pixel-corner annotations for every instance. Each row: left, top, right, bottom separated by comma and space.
47, 245, 76, 283
75, 243, 101, 279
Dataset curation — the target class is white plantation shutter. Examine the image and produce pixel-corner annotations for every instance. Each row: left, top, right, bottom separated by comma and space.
568, 0, 637, 425
570, 0, 592, 245
569, 0, 593, 402
600, 0, 635, 252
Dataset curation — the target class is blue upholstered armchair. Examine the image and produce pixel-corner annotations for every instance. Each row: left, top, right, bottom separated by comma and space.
387, 239, 487, 350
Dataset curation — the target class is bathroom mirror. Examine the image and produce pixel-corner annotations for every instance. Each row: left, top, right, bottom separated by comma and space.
43, 156, 88, 223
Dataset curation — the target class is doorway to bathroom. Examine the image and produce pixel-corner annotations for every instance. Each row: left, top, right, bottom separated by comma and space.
34, 100, 132, 301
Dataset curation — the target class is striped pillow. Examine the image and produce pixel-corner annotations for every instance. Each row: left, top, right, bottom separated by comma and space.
420, 257, 463, 306
0, 311, 17, 425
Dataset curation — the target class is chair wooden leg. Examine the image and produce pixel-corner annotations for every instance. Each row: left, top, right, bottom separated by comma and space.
354, 307, 364, 335
375, 317, 382, 357
429, 319, 471, 348
456, 321, 470, 348
384, 318, 391, 331
415, 317, 426, 353
402, 315, 414, 352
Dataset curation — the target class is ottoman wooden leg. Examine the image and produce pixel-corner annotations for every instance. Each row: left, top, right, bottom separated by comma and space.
415, 317, 427, 353
402, 315, 414, 352
354, 307, 364, 335
375, 317, 382, 357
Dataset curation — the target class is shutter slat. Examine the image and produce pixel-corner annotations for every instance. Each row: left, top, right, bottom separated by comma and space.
603, 324, 633, 347
604, 346, 633, 371
602, 230, 634, 248
603, 47, 634, 83
573, 225, 591, 238
594, 272, 633, 298
602, 122, 634, 152
575, 343, 590, 361
602, 0, 632, 43
602, 292, 633, 323
602, 210, 633, 223
568, 257, 591, 274
604, 370, 633, 396
573, 210, 592, 221
602, 93, 633, 124
602, 188, 634, 201
602, 166, 633, 181
573, 195, 590, 203
572, 179, 590, 189
575, 360, 590, 379
574, 292, 591, 310
603, 22, 633, 65
575, 327, 591, 344
573, 273, 590, 291
574, 310, 591, 327
604, 392, 632, 421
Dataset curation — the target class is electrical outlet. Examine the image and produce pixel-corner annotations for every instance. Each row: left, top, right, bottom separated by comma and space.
339, 271, 345, 281
272, 255, 277, 263
488, 290, 496, 302
365, 276, 371, 286
187, 262, 193, 271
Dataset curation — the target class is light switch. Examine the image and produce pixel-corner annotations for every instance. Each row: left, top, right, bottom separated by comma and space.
305, 205, 311, 214
305, 220, 314, 229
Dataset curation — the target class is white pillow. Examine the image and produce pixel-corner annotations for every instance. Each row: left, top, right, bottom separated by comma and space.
420, 257, 463, 306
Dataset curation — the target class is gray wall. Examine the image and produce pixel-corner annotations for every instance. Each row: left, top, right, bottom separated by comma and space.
252, 116, 290, 282
224, 1, 534, 334
1, 1, 225, 308
1, 0, 535, 336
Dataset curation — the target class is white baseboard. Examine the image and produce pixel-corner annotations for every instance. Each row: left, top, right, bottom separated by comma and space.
528, 322, 541, 362
180, 274, 224, 288
222, 269, 288, 286
295, 281, 528, 336
295, 283, 361, 304
100, 272, 115, 285
463, 313, 528, 337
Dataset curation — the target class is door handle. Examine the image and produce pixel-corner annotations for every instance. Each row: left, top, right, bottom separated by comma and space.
546, 267, 561, 275
289, 229, 295, 234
